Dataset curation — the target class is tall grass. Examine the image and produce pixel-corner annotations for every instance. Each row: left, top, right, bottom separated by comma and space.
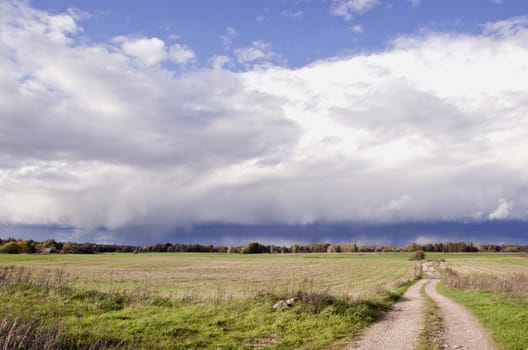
444, 267, 528, 295
0, 266, 125, 349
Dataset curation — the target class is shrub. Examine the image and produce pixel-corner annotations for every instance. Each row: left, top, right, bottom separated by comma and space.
409, 250, 425, 260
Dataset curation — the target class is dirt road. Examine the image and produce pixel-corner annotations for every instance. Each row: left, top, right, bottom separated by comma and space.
348, 263, 496, 350
423, 263, 496, 350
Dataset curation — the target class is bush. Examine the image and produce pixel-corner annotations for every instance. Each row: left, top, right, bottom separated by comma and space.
409, 250, 425, 260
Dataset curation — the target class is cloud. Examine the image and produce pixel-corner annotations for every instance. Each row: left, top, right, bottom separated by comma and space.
329, 0, 380, 20
408, 0, 422, 7
168, 43, 195, 64
220, 26, 237, 49
281, 10, 304, 20
2, 2, 528, 243
209, 55, 233, 69
483, 15, 528, 36
112, 35, 197, 66
489, 198, 512, 220
349, 24, 363, 33
233, 41, 284, 66
113, 36, 167, 66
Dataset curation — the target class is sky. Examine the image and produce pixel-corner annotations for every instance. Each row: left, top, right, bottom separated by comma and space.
1, 0, 528, 246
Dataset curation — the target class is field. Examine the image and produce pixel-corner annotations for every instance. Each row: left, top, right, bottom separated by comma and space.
0, 253, 419, 349
2, 252, 527, 349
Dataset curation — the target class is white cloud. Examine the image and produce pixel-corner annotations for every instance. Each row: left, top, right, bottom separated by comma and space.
483, 15, 528, 36
113, 36, 167, 66
112, 35, 196, 66
329, 0, 380, 20
233, 41, 284, 66
220, 26, 237, 49
489, 199, 512, 220
349, 24, 363, 33
491, 0, 504, 4
281, 10, 304, 20
209, 55, 233, 69
168, 43, 195, 64
408, 0, 422, 7
2, 2, 528, 239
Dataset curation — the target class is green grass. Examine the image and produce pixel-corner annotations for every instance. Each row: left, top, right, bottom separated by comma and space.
0, 253, 420, 349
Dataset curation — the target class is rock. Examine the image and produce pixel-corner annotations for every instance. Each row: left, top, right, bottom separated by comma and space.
286, 297, 296, 305
273, 297, 297, 309
273, 300, 289, 309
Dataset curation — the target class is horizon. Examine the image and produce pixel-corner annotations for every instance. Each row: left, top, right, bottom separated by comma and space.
2, 0, 528, 245
2, 220, 528, 246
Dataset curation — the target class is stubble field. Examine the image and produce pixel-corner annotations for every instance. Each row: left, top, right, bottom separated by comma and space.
0, 252, 419, 349
0, 252, 527, 349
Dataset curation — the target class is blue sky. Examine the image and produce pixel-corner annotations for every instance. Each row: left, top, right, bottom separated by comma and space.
31, 0, 528, 68
1, 0, 528, 245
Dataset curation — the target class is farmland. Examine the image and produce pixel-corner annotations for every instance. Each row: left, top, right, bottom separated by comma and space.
0, 253, 419, 349
1, 252, 527, 349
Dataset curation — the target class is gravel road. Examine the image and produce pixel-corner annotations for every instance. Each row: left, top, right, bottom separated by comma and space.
349, 278, 428, 350
348, 263, 496, 350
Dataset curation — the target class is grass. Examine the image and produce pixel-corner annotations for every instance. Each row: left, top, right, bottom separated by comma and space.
0, 253, 420, 349
434, 254, 528, 350
415, 282, 442, 350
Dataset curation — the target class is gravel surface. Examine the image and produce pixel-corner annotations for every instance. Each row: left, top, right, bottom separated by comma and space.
349, 278, 428, 350
348, 263, 497, 350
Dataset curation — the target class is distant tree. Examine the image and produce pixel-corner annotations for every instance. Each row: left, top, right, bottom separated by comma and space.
241, 242, 267, 254
0, 241, 21, 254
340, 242, 358, 253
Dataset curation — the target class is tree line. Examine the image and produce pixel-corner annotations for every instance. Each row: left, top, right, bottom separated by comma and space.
0, 237, 527, 254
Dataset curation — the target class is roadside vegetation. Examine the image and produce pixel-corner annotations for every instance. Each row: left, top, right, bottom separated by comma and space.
0, 253, 420, 349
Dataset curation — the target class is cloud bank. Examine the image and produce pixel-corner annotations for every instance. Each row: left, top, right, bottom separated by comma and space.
1, 2, 528, 243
